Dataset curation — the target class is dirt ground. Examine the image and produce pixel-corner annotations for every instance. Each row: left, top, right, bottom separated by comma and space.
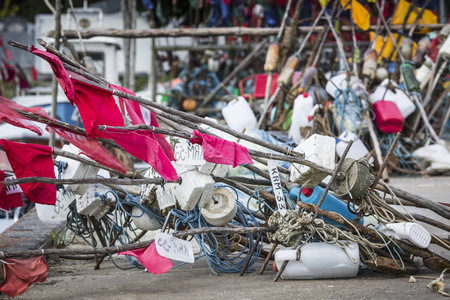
3, 176, 450, 300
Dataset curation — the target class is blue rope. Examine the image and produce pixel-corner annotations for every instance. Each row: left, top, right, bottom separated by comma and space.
57, 161, 66, 179
170, 185, 263, 274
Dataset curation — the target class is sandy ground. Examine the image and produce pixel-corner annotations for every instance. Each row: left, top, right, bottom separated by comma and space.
2, 176, 450, 300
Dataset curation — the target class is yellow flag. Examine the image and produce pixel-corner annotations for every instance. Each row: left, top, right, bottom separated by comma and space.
392, 0, 437, 34
341, 0, 371, 31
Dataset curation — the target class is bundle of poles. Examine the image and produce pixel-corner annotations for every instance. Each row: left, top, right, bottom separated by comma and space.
2, 0, 450, 278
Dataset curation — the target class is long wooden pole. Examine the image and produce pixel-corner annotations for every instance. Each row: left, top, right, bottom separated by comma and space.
45, 24, 447, 39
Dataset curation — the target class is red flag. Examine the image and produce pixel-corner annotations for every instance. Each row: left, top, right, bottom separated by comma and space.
0, 140, 56, 205
118, 243, 172, 274
0, 256, 48, 297
71, 79, 124, 139
31, 66, 38, 81
110, 84, 145, 125
47, 125, 126, 174
103, 128, 178, 181
189, 130, 253, 167
109, 83, 175, 161
0, 171, 24, 212
0, 97, 43, 136
30, 45, 75, 103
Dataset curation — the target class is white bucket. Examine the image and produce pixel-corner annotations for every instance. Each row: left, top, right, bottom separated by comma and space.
222, 96, 257, 132
274, 241, 360, 279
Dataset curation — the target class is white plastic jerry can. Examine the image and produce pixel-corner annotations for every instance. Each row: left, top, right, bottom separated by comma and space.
221, 96, 257, 133
369, 78, 416, 119
288, 93, 314, 144
274, 241, 360, 279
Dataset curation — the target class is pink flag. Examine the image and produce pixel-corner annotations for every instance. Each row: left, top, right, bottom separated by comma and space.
189, 130, 253, 167
0, 256, 48, 297
103, 128, 178, 181
47, 125, 126, 175
70, 78, 124, 139
118, 243, 173, 274
0, 140, 56, 205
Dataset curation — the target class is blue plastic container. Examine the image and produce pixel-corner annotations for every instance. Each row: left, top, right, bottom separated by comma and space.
290, 186, 363, 224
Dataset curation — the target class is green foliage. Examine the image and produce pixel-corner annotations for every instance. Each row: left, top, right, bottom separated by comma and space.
45, 229, 65, 248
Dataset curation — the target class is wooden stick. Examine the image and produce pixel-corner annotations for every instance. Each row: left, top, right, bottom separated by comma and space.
411, 214, 450, 232
44, 25, 448, 40
240, 232, 261, 276
370, 132, 401, 191
94, 216, 131, 270
2, 176, 181, 186
259, 243, 277, 275
0, 240, 154, 258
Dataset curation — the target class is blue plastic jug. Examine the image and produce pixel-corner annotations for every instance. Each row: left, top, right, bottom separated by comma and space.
290, 186, 363, 224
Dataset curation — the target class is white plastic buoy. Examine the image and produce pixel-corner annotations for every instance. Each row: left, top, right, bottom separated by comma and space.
55, 144, 99, 195
36, 188, 76, 223
221, 96, 257, 132
376, 222, 431, 249
274, 241, 360, 279
201, 188, 237, 226
132, 206, 162, 231
290, 134, 335, 188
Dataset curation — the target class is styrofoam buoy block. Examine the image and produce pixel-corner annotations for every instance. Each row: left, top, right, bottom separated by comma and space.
201, 188, 237, 226
197, 177, 216, 208
56, 144, 99, 195
290, 134, 335, 188
174, 169, 214, 211
76, 184, 114, 219
132, 206, 162, 231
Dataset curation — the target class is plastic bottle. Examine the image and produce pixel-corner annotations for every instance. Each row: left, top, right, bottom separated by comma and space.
288, 93, 314, 143
264, 42, 280, 73
376, 222, 431, 249
274, 241, 360, 279
221, 96, 257, 132
290, 185, 363, 224
336, 131, 374, 164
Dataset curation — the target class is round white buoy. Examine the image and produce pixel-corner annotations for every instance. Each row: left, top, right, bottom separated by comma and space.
132, 206, 162, 231
201, 188, 237, 226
